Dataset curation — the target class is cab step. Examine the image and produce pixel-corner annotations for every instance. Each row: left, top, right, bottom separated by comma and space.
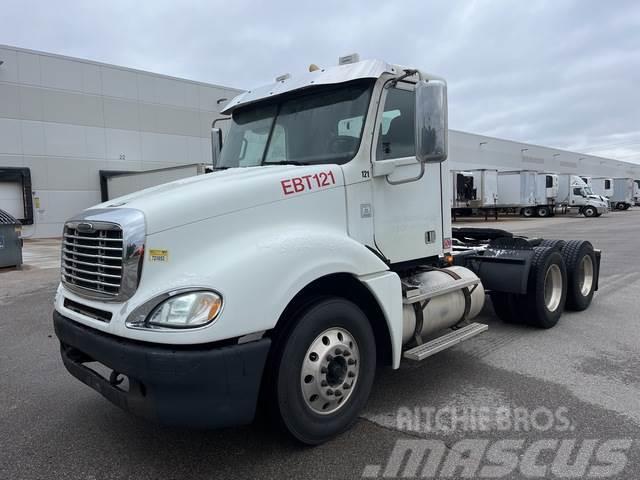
403, 322, 488, 361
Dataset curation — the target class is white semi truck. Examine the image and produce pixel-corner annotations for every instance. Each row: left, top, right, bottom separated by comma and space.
557, 174, 608, 217
53, 57, 601, 444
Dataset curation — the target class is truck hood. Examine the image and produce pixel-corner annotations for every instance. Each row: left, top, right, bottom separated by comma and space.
89, 165, 344, 234
588, 194, 608, 204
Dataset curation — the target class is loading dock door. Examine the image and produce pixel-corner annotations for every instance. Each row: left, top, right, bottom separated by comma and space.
0, 181, 25, 219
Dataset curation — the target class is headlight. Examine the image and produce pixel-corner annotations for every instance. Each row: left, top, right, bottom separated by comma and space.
148, 291, 222, 328
126, 289, 223, 330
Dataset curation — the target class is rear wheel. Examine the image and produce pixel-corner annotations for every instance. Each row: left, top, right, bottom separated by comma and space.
522, 207, 535, 218
561, 240, 596, 311
622, 203, 630, 210
536, 206, 551, 217
539, 239, 566, 251
515, 247, 567, 328
272, 297, 376, 445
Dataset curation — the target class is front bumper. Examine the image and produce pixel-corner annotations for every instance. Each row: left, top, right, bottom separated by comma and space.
53, 311, 270, 429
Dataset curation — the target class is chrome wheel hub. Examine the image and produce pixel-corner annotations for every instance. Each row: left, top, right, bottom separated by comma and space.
544, 263, 563, 312
301, 327, 359, 415
578, 255, 594, 297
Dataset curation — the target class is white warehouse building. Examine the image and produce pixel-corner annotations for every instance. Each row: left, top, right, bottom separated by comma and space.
0, 44, 638, 238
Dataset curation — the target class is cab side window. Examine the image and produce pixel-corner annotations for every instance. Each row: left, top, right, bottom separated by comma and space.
573, 187, 583, 196
376, 87, 415, 160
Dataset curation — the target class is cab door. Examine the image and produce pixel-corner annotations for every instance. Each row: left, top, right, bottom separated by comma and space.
370, 82, 445, 264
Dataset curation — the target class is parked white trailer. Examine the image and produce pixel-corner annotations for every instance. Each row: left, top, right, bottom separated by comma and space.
451, 169, 498, 209
591, 177, 613, 199
52, 56, 602, 445
611, 178, 634, 210
496, 170, 554, 217
591, 177, 614, 207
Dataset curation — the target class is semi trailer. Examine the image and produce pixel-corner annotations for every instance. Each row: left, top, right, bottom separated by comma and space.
450, 169, 498, 219
495, 170, 556, 217
557, 174, 608, 217
591, 177, 613, 200
611, 178, 634, 210
53, 56, 602, 445
534, 173, 559, 217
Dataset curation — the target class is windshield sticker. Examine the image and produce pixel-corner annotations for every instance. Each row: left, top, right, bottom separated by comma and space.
281, 171, 336, 195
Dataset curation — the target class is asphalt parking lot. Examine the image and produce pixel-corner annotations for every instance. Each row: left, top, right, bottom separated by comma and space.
1, 210, 639, 479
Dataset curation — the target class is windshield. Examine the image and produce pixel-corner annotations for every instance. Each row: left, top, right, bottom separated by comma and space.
218, 80, 373, 168
584, 187, 594, 195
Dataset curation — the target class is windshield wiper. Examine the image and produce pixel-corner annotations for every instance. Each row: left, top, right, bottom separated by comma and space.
263, 160, 306, 166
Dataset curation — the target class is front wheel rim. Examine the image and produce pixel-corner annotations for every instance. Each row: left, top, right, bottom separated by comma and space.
301, 327, 360, 415
578, 255, 594, 296
544, 264, 563, 312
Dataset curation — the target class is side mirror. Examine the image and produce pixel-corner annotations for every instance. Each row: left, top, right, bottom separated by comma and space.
211, 127, 222, 167
415, 80, 448, 163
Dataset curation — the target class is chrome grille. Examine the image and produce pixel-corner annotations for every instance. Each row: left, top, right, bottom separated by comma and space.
62, 224, 124, 297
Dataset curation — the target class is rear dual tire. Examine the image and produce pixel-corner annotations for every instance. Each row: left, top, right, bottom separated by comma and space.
491, 240, 597, 326
562, 240, 597, 311
490, 247, 566, 328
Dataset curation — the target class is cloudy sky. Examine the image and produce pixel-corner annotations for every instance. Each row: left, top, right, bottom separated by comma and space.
2, 0, 639, 162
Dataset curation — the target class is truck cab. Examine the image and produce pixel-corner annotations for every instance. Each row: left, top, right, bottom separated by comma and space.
557, 174, 608, 217
53, 56, 601, 444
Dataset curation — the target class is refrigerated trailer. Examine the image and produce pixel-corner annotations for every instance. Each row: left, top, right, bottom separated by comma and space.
591, 178, 613, 199
534, 173, 559, 217
496, 170, 556, 217
557, 174, 608, 217
451, 169, 498, 219
591, 177, 614, 207
53, 56, 602, 445
611, 178, 634, 210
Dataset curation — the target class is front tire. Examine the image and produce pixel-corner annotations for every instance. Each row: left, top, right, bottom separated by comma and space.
273, 297, 376, 445
583, 206, 597, 217
561, 240, 597, 311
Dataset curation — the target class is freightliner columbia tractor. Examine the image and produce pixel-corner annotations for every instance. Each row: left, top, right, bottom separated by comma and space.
53, 56, 601, 444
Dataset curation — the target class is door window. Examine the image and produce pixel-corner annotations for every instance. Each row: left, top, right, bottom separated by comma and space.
376, 87, 415, 160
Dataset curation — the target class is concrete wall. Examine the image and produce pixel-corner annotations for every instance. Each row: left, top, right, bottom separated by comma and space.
0, 45, 241, 237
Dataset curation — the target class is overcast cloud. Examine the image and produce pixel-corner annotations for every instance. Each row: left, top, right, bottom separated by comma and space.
2, 0, 639, 162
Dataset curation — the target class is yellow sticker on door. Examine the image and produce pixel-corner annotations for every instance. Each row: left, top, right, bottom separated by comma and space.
149, 249, 169, 262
